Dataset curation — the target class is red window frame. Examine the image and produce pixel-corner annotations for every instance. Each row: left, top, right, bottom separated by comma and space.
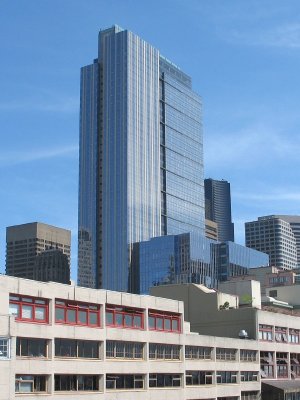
289, 329, 300, 344
259, 324, 273, 341
55, 299, 100, 327
148, 310, 181, 333
9, 294, 49, 323
105, 304, 144, 330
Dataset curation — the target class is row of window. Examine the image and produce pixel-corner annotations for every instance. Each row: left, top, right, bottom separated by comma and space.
260, 351, 300, 379
9, 294, 181, 332
14, 372, 259, 393
0, 337, 258, 363
259, 325, 300, 343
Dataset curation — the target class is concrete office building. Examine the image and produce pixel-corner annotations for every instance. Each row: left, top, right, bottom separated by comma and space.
204, 179, 235, 242
151, 281, 300, 399
33, 249, 70, 284
6, 222, 71, 282
0, 275, 260, 400
245, 216, 297, 269
78, 25, 204, 291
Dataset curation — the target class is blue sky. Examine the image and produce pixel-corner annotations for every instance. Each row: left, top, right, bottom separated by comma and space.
1, 0, 300, 279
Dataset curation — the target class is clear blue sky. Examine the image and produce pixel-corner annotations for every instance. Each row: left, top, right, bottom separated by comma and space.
1, 0, 300, 279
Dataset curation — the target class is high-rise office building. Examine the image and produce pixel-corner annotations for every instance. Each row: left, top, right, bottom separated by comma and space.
204, 178, 234, 242
33, 249, 70, 284
6, 222, 71, 280
78, 26, 204, 291
245, 216, 297, 269
277, 215, 300, 267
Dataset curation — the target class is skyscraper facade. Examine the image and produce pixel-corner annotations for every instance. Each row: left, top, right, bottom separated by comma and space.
78, 26, 204, 291
245, 216, 297, 269
204, 178, 234, 242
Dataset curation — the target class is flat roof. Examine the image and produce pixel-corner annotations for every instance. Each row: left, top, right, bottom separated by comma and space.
263, 380, 300, 392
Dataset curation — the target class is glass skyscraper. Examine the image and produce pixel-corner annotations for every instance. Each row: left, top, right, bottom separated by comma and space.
78, 26, 204, 291
204, 178, 235, 242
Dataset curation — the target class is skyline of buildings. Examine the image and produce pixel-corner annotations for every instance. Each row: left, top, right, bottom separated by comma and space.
78, 25, 204, 291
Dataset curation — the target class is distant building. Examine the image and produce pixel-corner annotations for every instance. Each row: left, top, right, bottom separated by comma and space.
6, 222, 71, 281
131, 232, 269, 294
204, 178, 234, 242
33, 249, 70, 284
213, 241, 269, 282
205, 219, 218, 241
245, 216, 297, 269
277, 215, 300, 267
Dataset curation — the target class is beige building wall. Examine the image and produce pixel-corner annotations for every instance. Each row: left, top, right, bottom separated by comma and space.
0, 275, 260, 400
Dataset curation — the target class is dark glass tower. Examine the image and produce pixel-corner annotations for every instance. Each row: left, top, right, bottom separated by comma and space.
204, 178, 234, 242
78, 26, 204, 291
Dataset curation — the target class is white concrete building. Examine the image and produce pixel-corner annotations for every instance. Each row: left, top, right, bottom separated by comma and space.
0, 275, 260, 400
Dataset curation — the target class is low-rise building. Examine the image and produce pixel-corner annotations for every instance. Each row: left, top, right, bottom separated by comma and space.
151, 281, 300, 399
0, 275, 260, 400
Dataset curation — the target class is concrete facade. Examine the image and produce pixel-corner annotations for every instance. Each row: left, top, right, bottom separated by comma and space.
151, 283, 300, 393
0, 275, 260, 400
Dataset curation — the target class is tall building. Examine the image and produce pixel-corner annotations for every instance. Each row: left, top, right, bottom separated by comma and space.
78, 26, 204, 291
6, 222, 71, 281
33, 249, 70, 284
245, 216, 297, 270
277, 215, 300, 267
204, 178, 234, 242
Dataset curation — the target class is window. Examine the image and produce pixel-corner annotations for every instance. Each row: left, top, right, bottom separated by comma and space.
9, 294, 48, 323
148, 310, 181, 333
289, 329, 300, 344
55, 339, 99, 359
216, 371, 237, 384
149, 343, 180, 360
54, 375, 99, 391
240, 350, 257, 362
260, 351, 274, 378
258, 324, 273, 341
106, 341, 143, 359
240, 371, 258, 382
149, 373, 181, 388
216, 348, 237, 361
186, 371, 213, 385
291, 353, 300, 378
185, 345, 212, 360
275, 326, 288, 342
241, 391, 260, 400
106, 374, 144, 390
55, 299, 100, 327
276, 352, 288, 378
15, 375, 47, 393
16, 338, 47, 358
0, 338, 9, 358
105, 304, 144, 329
